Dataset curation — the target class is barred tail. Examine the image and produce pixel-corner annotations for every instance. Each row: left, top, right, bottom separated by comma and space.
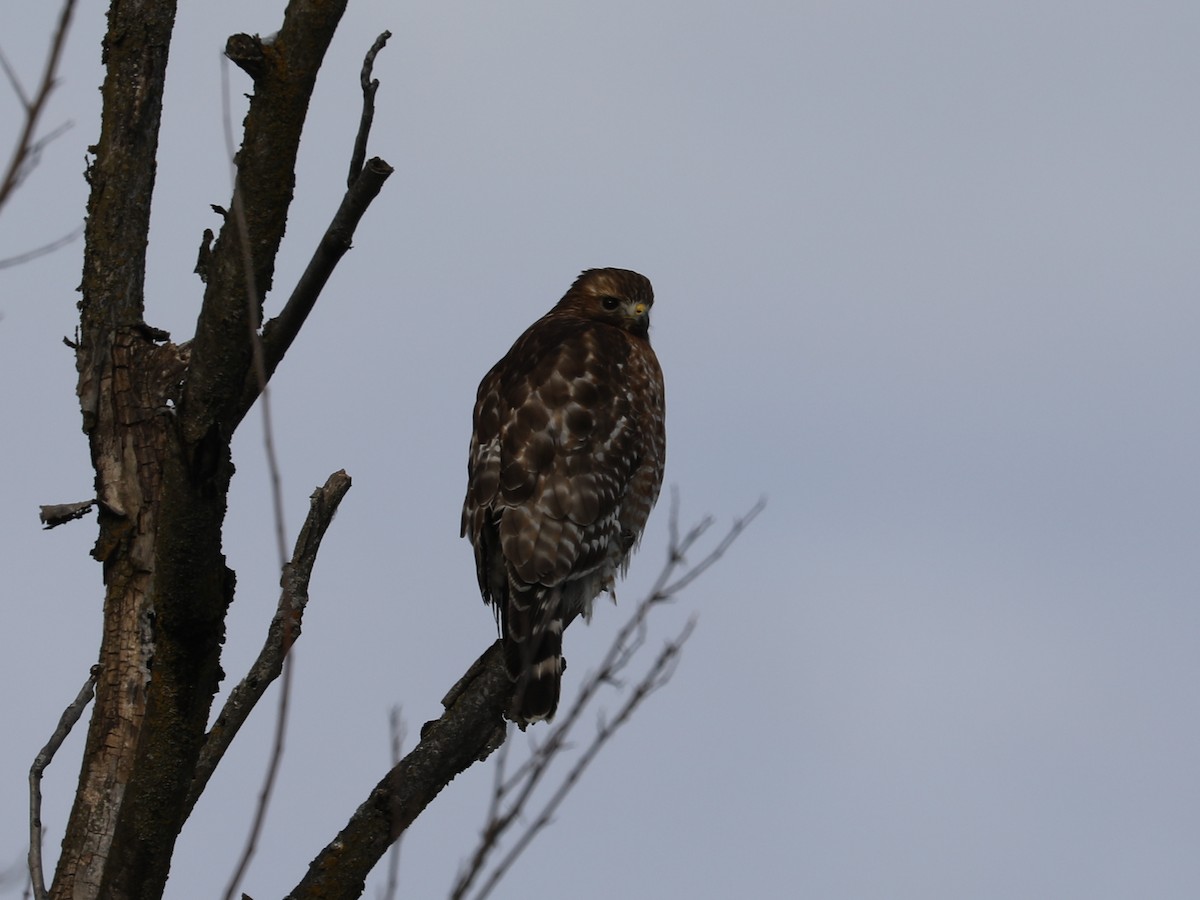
502, 585, 565, 725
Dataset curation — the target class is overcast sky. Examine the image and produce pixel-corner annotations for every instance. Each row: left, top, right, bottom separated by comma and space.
3, 2, 1198, 898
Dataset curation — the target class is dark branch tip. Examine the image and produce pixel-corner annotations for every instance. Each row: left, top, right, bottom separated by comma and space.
225, 33, 267, 81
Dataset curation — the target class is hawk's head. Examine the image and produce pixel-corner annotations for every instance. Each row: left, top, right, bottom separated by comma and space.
557, 268, 654, 339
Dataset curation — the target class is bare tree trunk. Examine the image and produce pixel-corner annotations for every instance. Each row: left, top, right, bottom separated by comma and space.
52, 2, 353, 898
54, 3, 182, 897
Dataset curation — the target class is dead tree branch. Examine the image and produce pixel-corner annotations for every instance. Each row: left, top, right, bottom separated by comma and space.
235, 155, 392, 425
38, 498, 95, 529
285, 642, 512, 900
29, 667, 99, 900
184, 470, 353, 819
349, 31, 391, 185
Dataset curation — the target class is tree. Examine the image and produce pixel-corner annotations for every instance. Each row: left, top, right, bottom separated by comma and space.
14, 3, 758, 899
45, 2, 394, 896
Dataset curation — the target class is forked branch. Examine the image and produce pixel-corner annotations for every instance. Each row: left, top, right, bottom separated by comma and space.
180, 1, 354, 444
233, 31, 395, 427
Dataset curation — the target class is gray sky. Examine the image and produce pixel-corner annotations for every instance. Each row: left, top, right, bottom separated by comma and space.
3, 1, 1198, 898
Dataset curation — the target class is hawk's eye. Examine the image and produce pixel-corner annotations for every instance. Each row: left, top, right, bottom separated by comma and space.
600, 295, 621, 311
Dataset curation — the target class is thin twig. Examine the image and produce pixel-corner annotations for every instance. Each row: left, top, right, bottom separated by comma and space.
0, 221, 83, 269
224, 654, 292, 900
220, 48, 292, 900
452, 611, 658, 900
378, 707, 407, 900
28, 667, 98, 900
0, 48, 30, 108
0, 0, 78, 214
658, 497, 765, 597
18, 119, 73, 174
348, 31, 391, 186
473, 620, 697, 900
451, 726, 514, 898
450, 499, 764, 899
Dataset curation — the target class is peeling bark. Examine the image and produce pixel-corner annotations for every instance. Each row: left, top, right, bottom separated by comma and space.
54, 0, 179, 895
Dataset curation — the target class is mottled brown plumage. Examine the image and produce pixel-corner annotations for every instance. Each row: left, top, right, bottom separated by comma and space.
462, 268, 666, 724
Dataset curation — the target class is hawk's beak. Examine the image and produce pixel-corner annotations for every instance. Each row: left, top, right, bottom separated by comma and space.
627, 302, 650, 335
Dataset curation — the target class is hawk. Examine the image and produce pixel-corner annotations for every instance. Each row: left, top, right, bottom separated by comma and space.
462, 268, 667, 725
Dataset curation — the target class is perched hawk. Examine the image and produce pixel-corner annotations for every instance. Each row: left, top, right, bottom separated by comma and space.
462, 268, 667, 725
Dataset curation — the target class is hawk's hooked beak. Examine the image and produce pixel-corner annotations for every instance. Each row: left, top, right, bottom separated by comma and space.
627, 301, 650, 335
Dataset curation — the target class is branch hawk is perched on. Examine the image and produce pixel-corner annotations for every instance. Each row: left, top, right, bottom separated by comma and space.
462, 268, 666, 724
